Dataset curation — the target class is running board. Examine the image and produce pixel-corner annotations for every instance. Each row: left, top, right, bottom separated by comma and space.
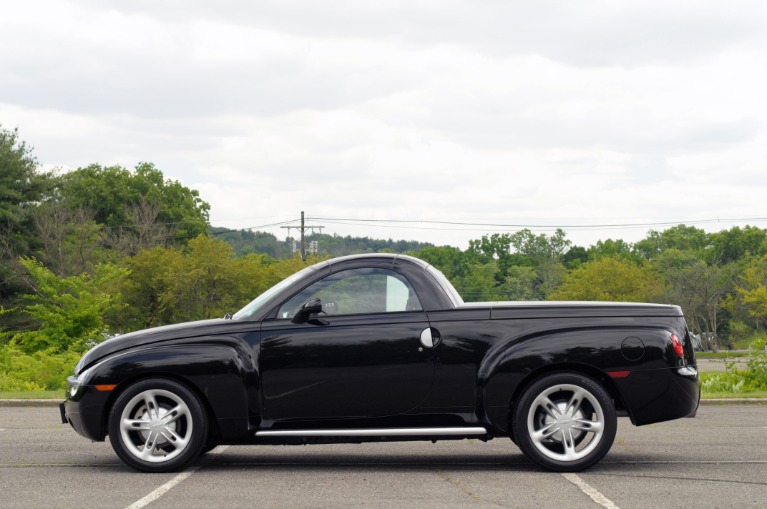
255, 427, 488, 438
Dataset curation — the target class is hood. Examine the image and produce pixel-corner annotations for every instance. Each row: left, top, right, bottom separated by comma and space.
74, 318, 257, 374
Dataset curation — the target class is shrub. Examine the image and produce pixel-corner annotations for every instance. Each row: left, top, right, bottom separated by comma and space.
701, 334, 767, 394
0, 345, 81, 391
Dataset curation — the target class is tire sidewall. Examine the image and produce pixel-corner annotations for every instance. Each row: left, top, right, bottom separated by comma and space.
512, 372, 617, 472
108, 378, 208, 473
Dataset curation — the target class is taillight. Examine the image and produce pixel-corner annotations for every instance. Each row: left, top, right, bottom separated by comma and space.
670, 333, 684, 359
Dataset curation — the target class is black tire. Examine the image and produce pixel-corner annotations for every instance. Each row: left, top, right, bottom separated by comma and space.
512, 372, 616, 472
199, 443, 218, 455
108, 378, 208, 473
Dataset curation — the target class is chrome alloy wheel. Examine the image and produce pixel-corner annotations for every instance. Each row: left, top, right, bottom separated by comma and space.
526, 383, 605, 462
119, 389, 193, 463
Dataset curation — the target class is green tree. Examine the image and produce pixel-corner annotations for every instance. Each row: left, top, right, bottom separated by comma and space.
587, 239, 638, 262
466, 229, 570, 298
162, 235, 269, 323
455, 262, 504, 302
509, 228, 571, 262
31, 202, 108, 276
119, 236, 323, 329
634, 225, 711, 260
56, 162, 210, 253
562, 246, 588, 270
653, 249, 734, 345
5, 258, 127, 354
709, 226, 767, 265
0, 126, 52, 304
411, 245, 467, 281
0, 126, 51, 251
735, 254, 767, 326
549, 257, 663, 302
502, 266, 540, 300
116, 245, 184, 329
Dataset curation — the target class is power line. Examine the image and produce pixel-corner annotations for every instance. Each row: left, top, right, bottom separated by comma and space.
210, 219, 300, 236
309, 216, 767, 232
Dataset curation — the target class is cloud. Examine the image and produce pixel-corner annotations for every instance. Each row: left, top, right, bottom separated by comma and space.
2, 0, 767, 249
98, 0, 767, 64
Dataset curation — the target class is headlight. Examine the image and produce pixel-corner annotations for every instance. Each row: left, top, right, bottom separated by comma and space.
67, 377, 79, 398
66, 375, 84, 398
66, 365, 95, 399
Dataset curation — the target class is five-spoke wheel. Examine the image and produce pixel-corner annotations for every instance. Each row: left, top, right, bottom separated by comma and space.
512, 372, 616, 471
108, 378, 208, 472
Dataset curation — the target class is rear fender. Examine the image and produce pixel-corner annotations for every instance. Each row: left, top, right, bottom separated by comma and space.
480, 327, 673, 433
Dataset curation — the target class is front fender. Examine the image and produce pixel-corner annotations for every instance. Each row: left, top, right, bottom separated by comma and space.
65, 343, 255, 442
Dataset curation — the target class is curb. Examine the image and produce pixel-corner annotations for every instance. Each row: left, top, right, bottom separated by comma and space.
0, 399, 62, 407
2, 398, 767, 408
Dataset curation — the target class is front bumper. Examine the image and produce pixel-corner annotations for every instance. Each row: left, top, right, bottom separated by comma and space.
60, 388, 111, 441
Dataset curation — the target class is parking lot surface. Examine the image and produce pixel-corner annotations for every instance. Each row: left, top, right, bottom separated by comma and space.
1, 405, 766, 508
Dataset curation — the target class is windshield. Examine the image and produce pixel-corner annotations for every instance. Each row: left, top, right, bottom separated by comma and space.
232, 265, 318, 320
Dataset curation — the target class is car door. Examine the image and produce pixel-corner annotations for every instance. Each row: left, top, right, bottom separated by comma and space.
259, 267, 435, 421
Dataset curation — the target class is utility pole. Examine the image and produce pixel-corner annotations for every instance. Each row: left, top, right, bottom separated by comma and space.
300, 211, 305, 261
281, 211, 324, 261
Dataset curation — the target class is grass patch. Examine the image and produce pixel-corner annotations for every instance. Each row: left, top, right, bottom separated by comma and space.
0, 390, 62, 399
696, 351, 750, 359
701, 391, 767, 399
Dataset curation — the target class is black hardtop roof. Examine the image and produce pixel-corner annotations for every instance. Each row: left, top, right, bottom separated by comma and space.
322, 253, 430, 269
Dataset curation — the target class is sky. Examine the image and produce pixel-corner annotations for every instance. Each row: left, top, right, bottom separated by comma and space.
2, 0, 766, 250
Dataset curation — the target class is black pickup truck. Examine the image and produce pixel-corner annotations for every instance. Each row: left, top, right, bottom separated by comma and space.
62, 253, 699, 473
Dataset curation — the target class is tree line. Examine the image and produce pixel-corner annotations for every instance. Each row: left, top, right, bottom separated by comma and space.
2, 124, 767, 391
210, 227, 434, 258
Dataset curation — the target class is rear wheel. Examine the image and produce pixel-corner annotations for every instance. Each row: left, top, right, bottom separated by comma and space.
512, 372, 616, 472
108, 378, 208, 472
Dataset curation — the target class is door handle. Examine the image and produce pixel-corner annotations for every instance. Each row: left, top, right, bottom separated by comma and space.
420, 328, 441, 348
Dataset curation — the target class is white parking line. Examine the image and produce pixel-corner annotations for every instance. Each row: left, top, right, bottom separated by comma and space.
125, 467, 199, 509
562, 473, 621, 509
124, 446, 229, 509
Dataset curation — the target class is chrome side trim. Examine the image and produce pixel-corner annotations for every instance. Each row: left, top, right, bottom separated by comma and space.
255, 427, 488, 438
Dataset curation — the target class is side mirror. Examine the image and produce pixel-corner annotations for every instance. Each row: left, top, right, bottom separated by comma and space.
291, 298, 322, 323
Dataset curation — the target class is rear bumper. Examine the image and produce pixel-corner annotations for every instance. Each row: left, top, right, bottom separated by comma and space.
614, 365, 700, 426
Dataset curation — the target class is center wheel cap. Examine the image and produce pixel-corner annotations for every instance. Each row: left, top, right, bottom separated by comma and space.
139, 407, 175, 446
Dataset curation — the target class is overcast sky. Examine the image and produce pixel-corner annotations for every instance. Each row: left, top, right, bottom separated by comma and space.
2, 1, 766, 249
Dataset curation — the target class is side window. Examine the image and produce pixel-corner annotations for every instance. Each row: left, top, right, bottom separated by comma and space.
277, 268, 422, 319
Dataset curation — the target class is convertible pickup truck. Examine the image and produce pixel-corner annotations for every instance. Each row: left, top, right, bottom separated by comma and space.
61, 254, 699, 472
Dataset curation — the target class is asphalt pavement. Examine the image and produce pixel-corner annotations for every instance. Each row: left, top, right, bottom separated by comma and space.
1, 405, 766, 508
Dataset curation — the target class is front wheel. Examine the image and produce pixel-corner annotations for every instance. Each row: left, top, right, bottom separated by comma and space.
512, 372, 616, 472
108, 378, 208, 473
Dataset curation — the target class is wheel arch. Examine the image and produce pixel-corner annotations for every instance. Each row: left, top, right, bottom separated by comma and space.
480, 327, 638, 435
86, 343, 254, 442
99, 372, 222, 443
507, 363, 629, 430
